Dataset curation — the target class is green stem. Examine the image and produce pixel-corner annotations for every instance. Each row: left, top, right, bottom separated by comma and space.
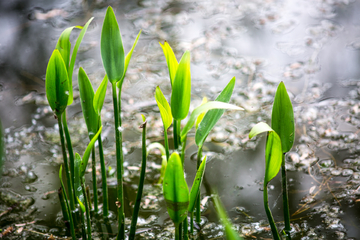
181, 135, 187, 166
98, 133, 109, 217
91, 147, 98, 213
175, 223, 180, 240
263, 182, 281, 240
82, 179, 92, 240
183, 216, 188, 240
59, 179, 76, 239
282, 154, 291, 239
190, 213, 194, 236
62, 111, 76, 205
164, 128, 170, 161
173, 120, 179, 150
195, 145, 203, 225
112, 82, 124, 240
179, 222, 182, 240
129, 120, 147, 240
57, 116, 75, 211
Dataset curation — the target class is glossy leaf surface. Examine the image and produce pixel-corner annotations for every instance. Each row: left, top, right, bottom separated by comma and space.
171, 51, 191, 120
155, 86, 172, 130
45, 49, 69, 116
195, 77, 236, 147
117, 30, 142, 87
93, 75, 108, 117
249, 122, 282, 183
188, 156, 206, 213
181, 101, 243, 142
160, 41, 178, 86
101, 6, 125, 83
74, 153, 84, 203
271, 81, 295, 153
163, 152, 189, 225
78, 67, 97, 139
195, 97, 208, 130
80, 126, 103, 178
55, 26, 77, 70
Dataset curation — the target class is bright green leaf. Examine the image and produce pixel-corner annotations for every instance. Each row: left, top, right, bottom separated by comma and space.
93, 74, 108, 117
213, 193, 243, 240
67, 17, 94, 105
188, 156, 206, 213
265, 131, 282, 183
249, 122, 282, 184
159, 41, 179, 86
171, 51, 191, 120
101, 6, 125, 83
45, 49, 69, 116
271, 81, 295, 153
80, 126, 103, 178
55, 26, 78, 70
74, 153, 84, 203
163, 152, 189, 225
117, 29, 142, 88
78, 67, 98, 139
195, 77, 236, 147
195, 97, 208, 130
155, 86, 173, 130
77, 197, 86, 213
181, 101, 243, 142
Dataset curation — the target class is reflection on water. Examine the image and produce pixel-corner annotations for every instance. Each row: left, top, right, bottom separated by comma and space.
1, 0, 360, 238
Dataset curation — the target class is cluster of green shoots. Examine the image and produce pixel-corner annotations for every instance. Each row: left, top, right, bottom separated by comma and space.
45, 5, 295, 240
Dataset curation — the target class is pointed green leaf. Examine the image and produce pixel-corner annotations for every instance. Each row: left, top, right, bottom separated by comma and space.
77, 197, 86, 213
181, 101, 243, 142
93, 74, 108, 116
249, 122, 282, 184
117, 29, 142, 88
163, 152, 189, 225
171, 51, 191, 120
195, 77, 236, 147
213, 193, 243, 240
249, 122, 274, 139
271, 82, 295, 153
59, 165, 63, 183
74, 153, 84, 203
160, 41, 179, 86
45, 49, 69, 116
101, 6, 125, 83
195, 97, 208, 130
55, 26, 78, 70
67, 17, 94, 105
265, 131, 282, 183
155, 86, 173, 130
80, 126, 103, 178
188, 156, 206, 213
78, 67, 98, 139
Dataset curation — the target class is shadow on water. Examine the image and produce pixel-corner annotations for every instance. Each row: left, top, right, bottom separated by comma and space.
1, 0, 360, 239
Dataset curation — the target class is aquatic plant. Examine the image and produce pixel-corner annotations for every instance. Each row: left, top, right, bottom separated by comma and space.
249, 81, 295, 240
100, 7, 141, 239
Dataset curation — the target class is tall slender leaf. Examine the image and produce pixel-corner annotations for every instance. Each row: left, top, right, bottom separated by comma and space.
117, 30, 142, 87
163, 152, 189, 225
188, 156, 206, 213
80, 126, 103, 177
101, 6, 125, 83
160, 41, 178, 86
155, 86, 173, 130
171, 51, 191, 120
271, 82, 295, 153
181, 101, 243, 142
195, 77, 236, 147
93, 75, 108, 117
78, 67, 98, 138
55, 26, 78, 70
45, 49, 69, 116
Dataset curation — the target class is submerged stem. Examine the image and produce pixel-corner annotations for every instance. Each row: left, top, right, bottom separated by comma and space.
263, 182, 281, 240
195, 145, 203, 224
57, 116, 75, 211
112, 82, 124, 240
98, 133, 109, 217
129, 119, 147, 240
82, 179, 92, 240
91, 147, 98, 213
282, 154, 291, 239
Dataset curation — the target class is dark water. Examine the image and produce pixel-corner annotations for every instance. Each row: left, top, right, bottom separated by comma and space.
1, 0, 360, 239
